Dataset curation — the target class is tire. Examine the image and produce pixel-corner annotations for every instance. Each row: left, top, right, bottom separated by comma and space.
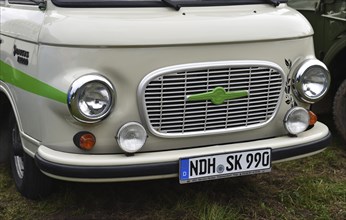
9, 113, 53, 200
0, 121, 10, 164
333, 79, 346, 144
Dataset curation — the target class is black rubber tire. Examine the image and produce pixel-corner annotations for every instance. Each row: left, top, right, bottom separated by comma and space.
333, 79, 346, 144
9, 113, 53, 200
0, 120, 10, 164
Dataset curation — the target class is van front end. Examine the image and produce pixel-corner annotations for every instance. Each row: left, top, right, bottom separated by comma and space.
0, 1, 331, 199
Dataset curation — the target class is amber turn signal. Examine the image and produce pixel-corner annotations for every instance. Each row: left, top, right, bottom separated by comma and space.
308, 111, 317, 126
73, 131, 96, 151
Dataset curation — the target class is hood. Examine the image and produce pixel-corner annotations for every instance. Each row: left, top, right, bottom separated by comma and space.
39, 3, 313, 46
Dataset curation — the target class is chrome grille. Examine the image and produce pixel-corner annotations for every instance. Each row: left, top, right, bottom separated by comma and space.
139, 62, 284, 137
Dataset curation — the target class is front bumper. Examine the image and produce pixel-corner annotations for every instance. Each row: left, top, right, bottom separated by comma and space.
35, 122, 331, 182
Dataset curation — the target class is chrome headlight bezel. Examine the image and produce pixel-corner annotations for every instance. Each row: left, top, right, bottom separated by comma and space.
292, 59, 330, 104
68, 74, 115, 123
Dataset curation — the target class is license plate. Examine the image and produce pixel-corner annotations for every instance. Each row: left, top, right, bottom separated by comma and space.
179, 148, 271, 184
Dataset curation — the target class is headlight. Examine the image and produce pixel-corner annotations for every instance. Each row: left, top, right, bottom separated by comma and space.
68, 75, 115, 123
284, 107, 309, 135
117, 122, 147, 154
292, 59, 330, 103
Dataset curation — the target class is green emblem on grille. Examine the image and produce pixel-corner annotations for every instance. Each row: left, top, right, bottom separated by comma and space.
187, 87, 248, 105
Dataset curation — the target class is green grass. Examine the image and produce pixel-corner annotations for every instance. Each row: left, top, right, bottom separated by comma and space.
1, 125, 346, 219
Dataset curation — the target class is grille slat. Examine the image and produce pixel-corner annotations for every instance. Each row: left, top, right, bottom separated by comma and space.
141, 63, 283, 136
145, 93, 280, 105
147, 81, 282, 90
155, 74, 281, 82
148, 103, 277, 116
161, 118, 269, 133
151, 111, 275, 127
174, 68, 274, 76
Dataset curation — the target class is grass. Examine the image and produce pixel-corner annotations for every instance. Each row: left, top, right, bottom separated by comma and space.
0, 117, 345, 219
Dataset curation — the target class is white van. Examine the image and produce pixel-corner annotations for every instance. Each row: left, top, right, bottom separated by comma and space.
0, 0, 331, 199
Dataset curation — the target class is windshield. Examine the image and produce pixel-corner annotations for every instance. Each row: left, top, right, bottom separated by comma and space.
51, 0, 287, 8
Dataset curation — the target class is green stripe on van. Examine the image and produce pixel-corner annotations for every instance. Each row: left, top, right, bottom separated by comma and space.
0, 60, 67, 104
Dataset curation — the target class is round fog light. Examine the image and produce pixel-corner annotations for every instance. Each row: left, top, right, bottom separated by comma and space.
117, 122, 147, 153
284, 107, 310, 135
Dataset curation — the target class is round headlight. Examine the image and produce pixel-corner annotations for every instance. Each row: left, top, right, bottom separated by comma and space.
117, 122, 147, 154
284, 107, 310, 135
293, 59, 330, 103
68, 75, 115, 123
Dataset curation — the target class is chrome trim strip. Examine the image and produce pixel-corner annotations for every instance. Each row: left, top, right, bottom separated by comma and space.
137, 61, 285, 138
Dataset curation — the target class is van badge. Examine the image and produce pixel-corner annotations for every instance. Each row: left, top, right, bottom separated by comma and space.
13, 45, 29, 65
187, 87, 248, 105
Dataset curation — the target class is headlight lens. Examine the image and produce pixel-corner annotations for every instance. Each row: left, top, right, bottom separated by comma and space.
68, 75, 115, 123
117, 122, 147, 153
293, 59, 330, 103
284, 107, 310, 135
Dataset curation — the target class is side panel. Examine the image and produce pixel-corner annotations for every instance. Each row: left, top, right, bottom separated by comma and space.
0, 3, 45, 146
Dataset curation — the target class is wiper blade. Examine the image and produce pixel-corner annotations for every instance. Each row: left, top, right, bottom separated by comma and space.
27, 0, 47, 10
266, 0, 280, 7
162, 0, 181, 11
27, 0, 42, 4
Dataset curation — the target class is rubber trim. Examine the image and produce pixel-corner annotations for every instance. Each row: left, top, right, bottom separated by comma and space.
35, 154, 179, 178
35, 131, 331, 179
51, 0, 288, 8
272, 132, 331, 161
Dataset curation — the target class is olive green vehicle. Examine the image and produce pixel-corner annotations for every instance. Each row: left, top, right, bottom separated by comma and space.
288, 0, 346, 142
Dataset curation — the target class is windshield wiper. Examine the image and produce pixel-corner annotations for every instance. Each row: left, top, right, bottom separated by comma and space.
266, 0, 280, 7
162, 0, 181, 11
27, 0, 47, 10
162, 0, 279, 10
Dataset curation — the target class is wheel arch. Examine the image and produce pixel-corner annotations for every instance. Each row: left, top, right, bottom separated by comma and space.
0, 85, 15, 163
0, 88, 13, 122
0, 84, 22, 128
323, 36, 346, 90
0, 84, 26, 161
309, 37, 346, 114
323, 35, 346, 69
323, 33, 346, 74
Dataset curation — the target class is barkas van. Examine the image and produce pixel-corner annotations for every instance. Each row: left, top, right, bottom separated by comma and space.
0, 0, 331, 199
